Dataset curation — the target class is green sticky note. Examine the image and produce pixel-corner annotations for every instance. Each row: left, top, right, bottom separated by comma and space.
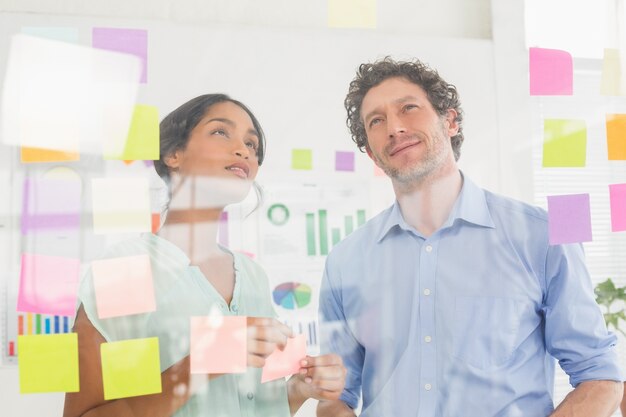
542, 119, 587, 167
292, 149, 313, 170
18, 334, 79, 393
106, 104, 159, 160
101, 337, 162, 400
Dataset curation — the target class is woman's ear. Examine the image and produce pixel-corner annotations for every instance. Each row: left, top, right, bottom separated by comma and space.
164, 150, 182, 171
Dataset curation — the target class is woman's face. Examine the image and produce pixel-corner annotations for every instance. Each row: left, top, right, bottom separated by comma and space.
166, 101, 261, 207
170, 100, 260, 180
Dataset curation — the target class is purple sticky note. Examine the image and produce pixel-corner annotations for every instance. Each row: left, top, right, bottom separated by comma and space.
92, 28, 148, 83
529, 47, 573, 96
609, 184, 626, 232
21, 178, 81, 235
547, 194, 592, 245
335, 151, 355, 172
18, 253, 81, 316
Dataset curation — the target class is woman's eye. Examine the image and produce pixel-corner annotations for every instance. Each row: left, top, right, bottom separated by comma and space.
211, 129, 228, 137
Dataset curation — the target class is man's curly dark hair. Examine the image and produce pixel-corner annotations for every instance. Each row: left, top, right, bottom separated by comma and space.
344, 57, 464, 161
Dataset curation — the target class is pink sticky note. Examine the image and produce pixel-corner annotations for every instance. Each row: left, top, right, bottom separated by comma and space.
190, 316, 247, 374
547, 194, 592, 245
609, 184, 626, 232
18, 253, 80, 316
261, 333, 307, 383
92, 28, 148, 83
529, 47, 573, 96
335, 151, 355, 172
21, 178, 81, 234
91, 255, 156, 319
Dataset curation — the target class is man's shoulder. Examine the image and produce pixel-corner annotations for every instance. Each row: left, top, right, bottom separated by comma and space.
482, 189, 548, 226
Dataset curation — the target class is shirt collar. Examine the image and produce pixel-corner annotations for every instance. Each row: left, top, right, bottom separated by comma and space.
376, 172, 495, 242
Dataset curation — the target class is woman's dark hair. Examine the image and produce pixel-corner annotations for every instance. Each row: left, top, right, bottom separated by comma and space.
345, 57, 464, 161
155, 94, 266, 182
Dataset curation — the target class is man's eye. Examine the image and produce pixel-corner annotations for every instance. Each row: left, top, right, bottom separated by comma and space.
369, 118, 383, 127
403, 104, 417, 112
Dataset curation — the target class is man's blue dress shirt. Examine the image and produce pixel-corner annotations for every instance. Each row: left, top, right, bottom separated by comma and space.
319, 175, 622, 417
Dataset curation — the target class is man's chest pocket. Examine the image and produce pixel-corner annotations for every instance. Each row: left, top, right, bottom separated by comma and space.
453, 296, 523, 370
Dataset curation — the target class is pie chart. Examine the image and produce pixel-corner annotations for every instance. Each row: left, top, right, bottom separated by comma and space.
272, 282, 312, 309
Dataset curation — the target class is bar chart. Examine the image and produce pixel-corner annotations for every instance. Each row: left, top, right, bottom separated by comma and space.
305, 209, 366, 256
7, 313, 72, 357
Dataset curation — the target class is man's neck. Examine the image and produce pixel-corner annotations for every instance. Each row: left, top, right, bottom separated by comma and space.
393, 164, 463, 238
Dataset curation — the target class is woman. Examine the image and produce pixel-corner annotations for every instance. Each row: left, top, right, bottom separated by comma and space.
63, 94, 346, 417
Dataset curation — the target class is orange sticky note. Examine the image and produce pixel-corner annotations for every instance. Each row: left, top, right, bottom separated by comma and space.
190, 316, 247, 374
21, 147, 79, 163
101, 337, 162, 400
261, 333, 307, 383
606, 114, 626, 160
91, 254, 156, 319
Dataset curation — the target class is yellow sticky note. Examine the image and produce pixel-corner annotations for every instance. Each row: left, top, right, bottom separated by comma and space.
105, 104, 159, 160
328, 0, 377, 29
21, 147, 80, 163
101, 337, 162, 400
292, 149, 313, 170
600, 49, 626, 96
18, 334, 79, 393
542, 119, 587, 167
607, 114, 626, 160
91, 178, 151, 234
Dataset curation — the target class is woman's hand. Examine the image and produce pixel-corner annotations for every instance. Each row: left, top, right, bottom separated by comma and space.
290, 354, 346, 402
246, 317, 293, 368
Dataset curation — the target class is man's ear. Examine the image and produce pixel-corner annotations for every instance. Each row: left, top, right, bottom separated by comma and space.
444, 109, 459, 137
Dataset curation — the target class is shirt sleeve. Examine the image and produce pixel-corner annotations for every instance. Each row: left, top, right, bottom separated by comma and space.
318, 253, 364, 410
543, 242, 623, 386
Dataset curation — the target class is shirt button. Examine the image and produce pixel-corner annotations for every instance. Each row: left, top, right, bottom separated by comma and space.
425, 245, 433, 252
247, 392, 254, 400
231, 304, 238, 312
423, 288, 431, 296
424, 336, 432, 343
425, 383, 432, 391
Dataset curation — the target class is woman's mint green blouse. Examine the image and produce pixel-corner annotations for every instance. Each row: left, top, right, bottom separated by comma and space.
78, 233, 291, 417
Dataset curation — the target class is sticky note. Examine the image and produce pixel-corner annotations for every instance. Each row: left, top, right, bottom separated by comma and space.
328, 0, 377, 29
101, 337, 162, 400
92, 28, 148, 83
18, 333, 79, 393
606, 114, 626, 160
529, 47, 573, 96
609, 184, 626, 232
105, 104, 159, 160
151, 213, 160, 234
1, 34, 140, 155
190, 316, 247, 374
21, 147, 80, 163
547, 194, 592, 245
542, 119, 586, 167
21, 27, 79, 43
21, 178, 81, 234
292, 149, 313, 170
91, 255, 156, 319
261, 334, 307, 383
91, 178, 151, 234
18, 253, 80, 316
600, 48, 626, 96
335, 151, 355, 172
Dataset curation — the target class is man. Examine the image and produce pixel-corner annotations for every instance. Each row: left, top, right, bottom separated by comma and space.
317, 57, 623, 417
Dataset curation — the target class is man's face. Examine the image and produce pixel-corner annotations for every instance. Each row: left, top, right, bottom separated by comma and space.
360, 77, 458, 184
